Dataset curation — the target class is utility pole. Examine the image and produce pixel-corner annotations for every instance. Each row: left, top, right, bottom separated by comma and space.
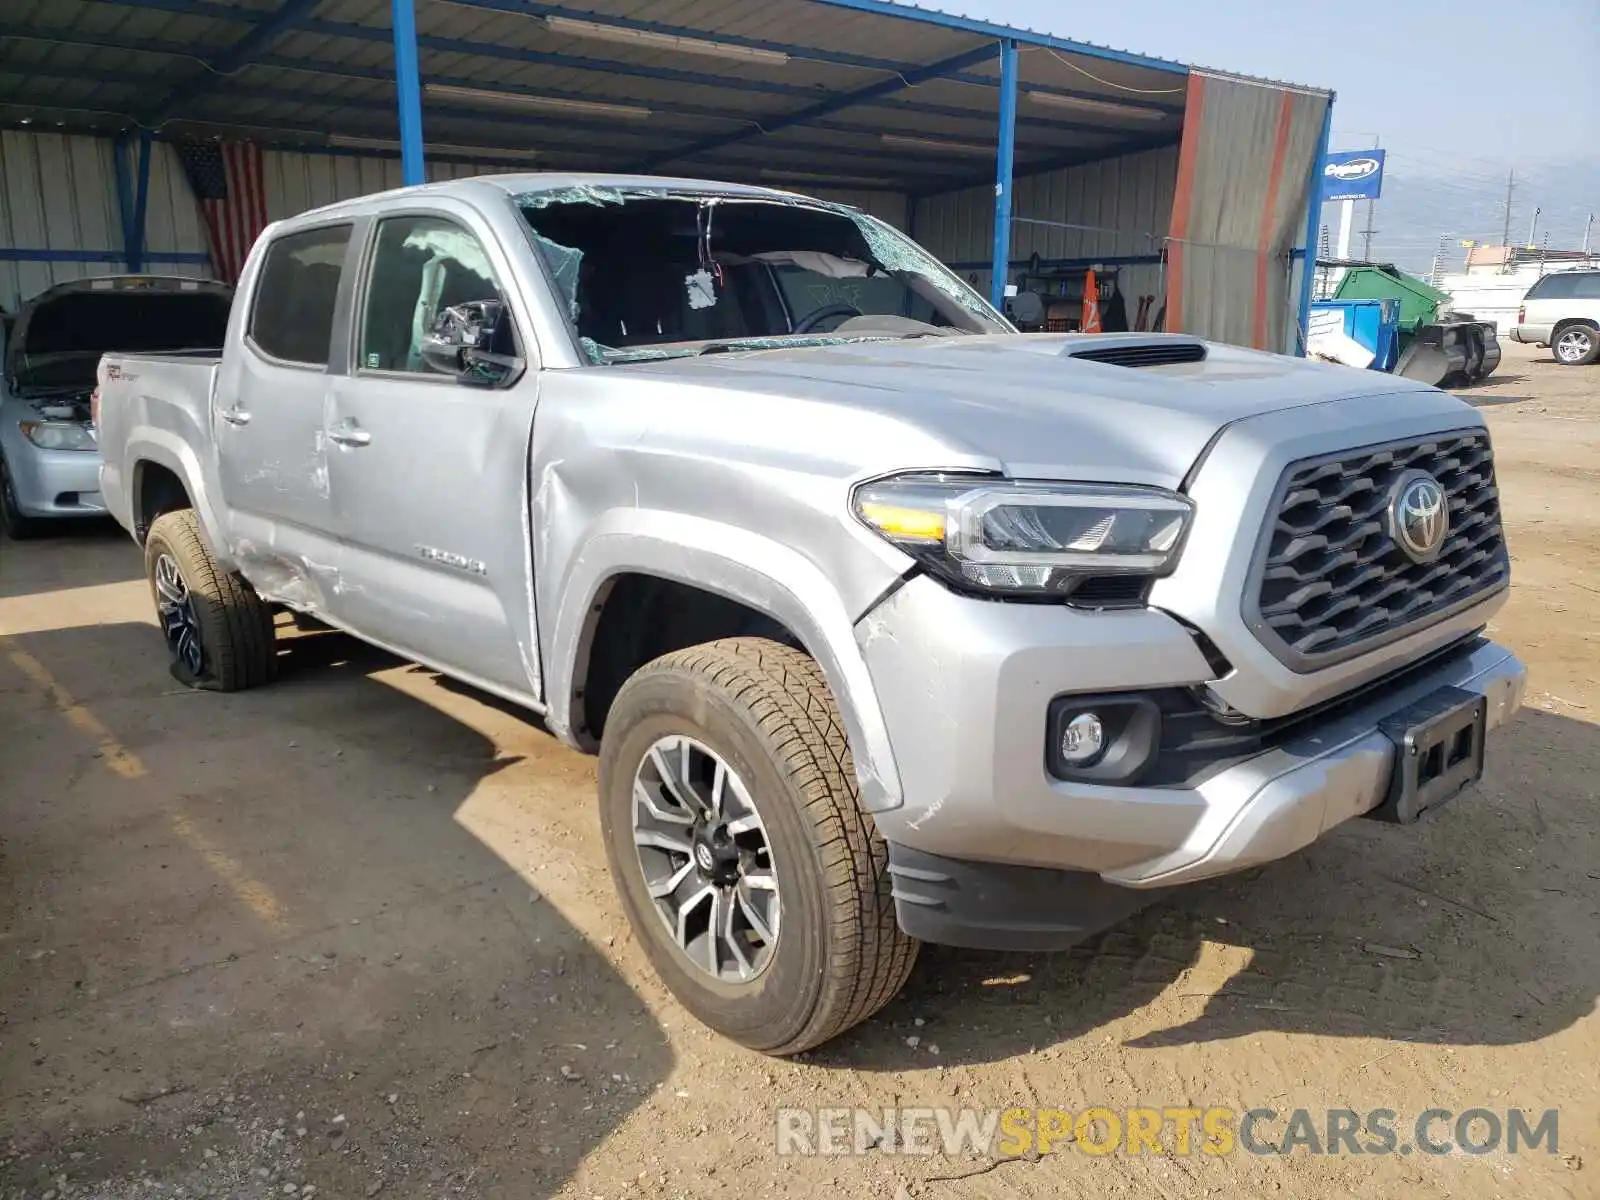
1360, 135, 1379, 261
1499, 168, 1515, 251
1584, 213, 1595, 257
1526, 206, 1540, 247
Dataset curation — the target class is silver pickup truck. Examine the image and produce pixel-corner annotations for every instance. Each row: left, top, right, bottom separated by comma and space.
97, 173, 1526, 1056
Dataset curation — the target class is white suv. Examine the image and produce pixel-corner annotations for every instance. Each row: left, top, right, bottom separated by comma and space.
1511, 269, 1600, 365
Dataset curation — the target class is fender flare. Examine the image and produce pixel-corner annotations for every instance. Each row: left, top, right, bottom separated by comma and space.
124, 429, 233, 568
545, 509, 904, 813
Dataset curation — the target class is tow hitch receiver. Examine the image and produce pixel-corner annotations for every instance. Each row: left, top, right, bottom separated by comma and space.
1371, 685, 1488, 823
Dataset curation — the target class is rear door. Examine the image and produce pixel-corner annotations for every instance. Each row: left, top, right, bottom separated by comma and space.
215, 221, 355, 604
321, 205, 539, 698
1523, 271, 1581, 334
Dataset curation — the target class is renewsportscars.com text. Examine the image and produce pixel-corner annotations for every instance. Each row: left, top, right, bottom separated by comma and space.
774, 1106, 1560, 1158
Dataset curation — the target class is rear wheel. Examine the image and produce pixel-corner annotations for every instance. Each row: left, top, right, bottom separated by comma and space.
143, 509, 277, 690
1553, 323, 1599, 366
0, 456, 43, 539
597, 637, 917, 1055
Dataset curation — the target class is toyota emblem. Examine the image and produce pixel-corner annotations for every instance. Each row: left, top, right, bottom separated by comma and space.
1389, 470, 1449, 562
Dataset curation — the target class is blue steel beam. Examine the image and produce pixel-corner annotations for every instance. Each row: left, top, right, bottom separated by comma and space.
391, 0, 426, 184
1295, 95, 1334, 355
0, 66, 1008, 174
912, 130, 1182, 198
131, 132, 153, 271
0, 249, 210, 263
1, 23, 1153, 143
112, 133, 136, 266
443, 0, 922, 73
990, 40, 1018, 309
426, 0, 1184, 117
0, 112, 975, 191
72, 1, 1185, 124
83, 0, 251, 22
143, 0, 325, 123
639, 43, 1001, 169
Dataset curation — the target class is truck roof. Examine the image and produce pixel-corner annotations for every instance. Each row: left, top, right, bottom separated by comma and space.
279, 171, 846, 225
23, 275, 231, 305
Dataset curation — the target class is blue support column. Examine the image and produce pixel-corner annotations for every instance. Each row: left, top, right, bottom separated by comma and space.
391, 0, 426, 185
989, 38, 1018, 311
130, 133, 153, 273
113, 134, 136, 268
1295, 95, 1334, 355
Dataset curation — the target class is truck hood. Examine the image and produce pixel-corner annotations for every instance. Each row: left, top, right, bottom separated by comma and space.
620, 333, 1443, 486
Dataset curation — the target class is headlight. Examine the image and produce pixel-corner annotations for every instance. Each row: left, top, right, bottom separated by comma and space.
21, 421, 97, 452
852, 472, 1192, 597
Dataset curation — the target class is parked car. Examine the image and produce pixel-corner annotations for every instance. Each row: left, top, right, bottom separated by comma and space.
96, 174, 1526, 1055
1509, 268, 1600, 365
0, 275, 232, 537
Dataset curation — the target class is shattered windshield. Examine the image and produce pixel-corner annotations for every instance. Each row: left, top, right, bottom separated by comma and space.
514, 188, 1008, 364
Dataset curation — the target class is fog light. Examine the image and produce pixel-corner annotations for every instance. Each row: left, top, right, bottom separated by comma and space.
1059, 712, 1106, 765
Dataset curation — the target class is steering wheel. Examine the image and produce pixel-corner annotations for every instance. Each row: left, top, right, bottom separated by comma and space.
791, 303, 863, 335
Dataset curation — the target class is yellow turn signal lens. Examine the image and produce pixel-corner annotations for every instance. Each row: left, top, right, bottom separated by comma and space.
857, 501, 947, 544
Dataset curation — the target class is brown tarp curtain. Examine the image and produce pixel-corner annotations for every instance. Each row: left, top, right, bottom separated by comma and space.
1166, 70, 1331, 353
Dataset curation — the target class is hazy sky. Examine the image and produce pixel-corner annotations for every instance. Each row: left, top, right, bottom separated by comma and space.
932, 0, 1598, 164
926, 0, 1600, 263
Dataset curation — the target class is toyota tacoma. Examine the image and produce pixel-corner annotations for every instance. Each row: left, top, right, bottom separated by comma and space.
95, 174, 1525, 1055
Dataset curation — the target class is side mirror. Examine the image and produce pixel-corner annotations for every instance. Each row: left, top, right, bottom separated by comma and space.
421, 300, 525, 387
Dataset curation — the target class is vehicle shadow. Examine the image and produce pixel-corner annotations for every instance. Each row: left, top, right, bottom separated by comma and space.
0, 621, 669, 1200
0, 519, 137, 599
816, 708, 1598, 1070
1462, 393, 1533, 407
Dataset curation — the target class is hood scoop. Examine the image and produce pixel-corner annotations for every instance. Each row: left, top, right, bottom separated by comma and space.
1065, 338, 1208, 368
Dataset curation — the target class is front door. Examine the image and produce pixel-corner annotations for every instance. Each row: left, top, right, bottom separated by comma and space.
322, 209, 538, 698
214, 221, 353, 603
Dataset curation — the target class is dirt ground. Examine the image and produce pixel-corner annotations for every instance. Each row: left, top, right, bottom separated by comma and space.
1, 340, 1595, 1200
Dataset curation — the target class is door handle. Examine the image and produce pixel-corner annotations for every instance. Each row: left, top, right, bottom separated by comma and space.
327, 421, 372, 448
219, 406, 251, 426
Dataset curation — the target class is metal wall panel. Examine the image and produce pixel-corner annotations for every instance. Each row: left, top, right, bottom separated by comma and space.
808, 189, 907, 226
1, 131, 120, 311
0, 133, 214, 311
912, 145, 1178, 305
144, 141, 214, 272
2, 130, 912, 312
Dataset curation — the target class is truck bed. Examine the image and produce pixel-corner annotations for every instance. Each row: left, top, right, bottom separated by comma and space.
96, 351, 224, 540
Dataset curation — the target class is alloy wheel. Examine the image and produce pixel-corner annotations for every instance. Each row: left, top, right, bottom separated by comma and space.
631, 735, 779, 983
154, 552, 204, 677
1555, 327, 1593, 363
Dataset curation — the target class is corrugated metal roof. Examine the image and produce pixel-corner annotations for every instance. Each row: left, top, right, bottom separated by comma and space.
0, 0, 1327, 198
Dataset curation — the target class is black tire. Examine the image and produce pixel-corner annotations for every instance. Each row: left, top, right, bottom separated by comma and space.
598, 637, 917, 1055
0, 456, 43, 540
1552, 322, 1600, 366
143, 509, 277, 690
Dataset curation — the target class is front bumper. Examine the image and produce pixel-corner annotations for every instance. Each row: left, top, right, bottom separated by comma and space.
0, 437, 106, 518
860, 576, 1525, 940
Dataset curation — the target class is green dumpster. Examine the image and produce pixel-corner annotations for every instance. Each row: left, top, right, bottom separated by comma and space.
1333, 265, 1453, 334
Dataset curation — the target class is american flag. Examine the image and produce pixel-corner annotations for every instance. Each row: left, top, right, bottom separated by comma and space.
176, 139, 268, 285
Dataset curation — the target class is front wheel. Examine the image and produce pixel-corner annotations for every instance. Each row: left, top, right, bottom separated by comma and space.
0, 456, 43, 539
1553, 324, 1599, 366
597, 638, 917, 1055
143, 509, 277, 690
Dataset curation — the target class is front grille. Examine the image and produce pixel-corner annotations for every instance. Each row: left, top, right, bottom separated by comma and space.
1249, 430, 1508, 668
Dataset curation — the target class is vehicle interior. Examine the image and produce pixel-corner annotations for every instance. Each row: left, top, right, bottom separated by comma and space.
519, 197, 998, 355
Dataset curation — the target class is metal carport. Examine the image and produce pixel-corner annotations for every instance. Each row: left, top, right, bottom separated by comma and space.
0, 0, 1332, 352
